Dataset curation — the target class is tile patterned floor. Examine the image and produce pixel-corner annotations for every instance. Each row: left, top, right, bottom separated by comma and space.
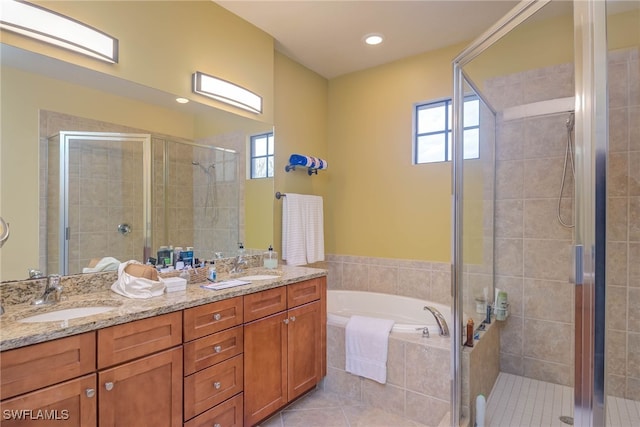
257, 388, 429, 427
486, 372, 640, 427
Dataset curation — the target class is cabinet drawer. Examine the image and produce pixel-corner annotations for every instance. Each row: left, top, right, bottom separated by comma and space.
184, 354, 243, 420
184, 297, 243, 342
287, 277, 323, 308
184, 326, 243, 375
243, 287, 287, 323
0, 374, 97, 427
97, 311, 182, 369
0, 332, 96, 400
184, 393, 243, 427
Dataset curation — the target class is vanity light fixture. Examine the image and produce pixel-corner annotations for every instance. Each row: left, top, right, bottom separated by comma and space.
363, 33, 384, 46
0, 0, 119, 63
192, 71, 262, 114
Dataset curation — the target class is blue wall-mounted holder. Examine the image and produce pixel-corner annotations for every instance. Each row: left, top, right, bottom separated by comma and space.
285, 154, 327, 176
285, 164, 319, 175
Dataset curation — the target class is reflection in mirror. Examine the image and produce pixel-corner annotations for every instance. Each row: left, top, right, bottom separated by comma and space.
38, 111, 273, 279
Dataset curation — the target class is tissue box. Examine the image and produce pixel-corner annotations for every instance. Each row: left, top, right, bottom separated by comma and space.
163, 277, 187, 293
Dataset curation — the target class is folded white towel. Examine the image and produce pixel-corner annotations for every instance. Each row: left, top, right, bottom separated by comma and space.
82, 256, 121, 273
345, 315, 395, 384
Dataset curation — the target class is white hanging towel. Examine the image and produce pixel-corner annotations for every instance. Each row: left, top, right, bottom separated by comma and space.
282, 193, 325, 266
345, 315, 395, 384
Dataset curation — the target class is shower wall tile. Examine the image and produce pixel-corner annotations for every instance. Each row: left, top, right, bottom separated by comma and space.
608, 242, 629, 286
523, 199, 573, 240
607, 330, 627, 376
500, 353, 524, 377
628, 288, 640, 333
523, 279, 573, 323
609, 61, 629, 108
523, 358, 572, 387
609, 197, 629, 242
523, 116, 570, 160
523, 157, 565, 199
494, 238, 523, 277
629, 151, 640, 196
495, 200, 523, 238
523, 239, 572, 282
610, 107, 630, 152
496, 160, 524, 200
522, 319, 573, 366
607, 285, 629, 331
496, 122, 524, 161
609, 152, 630, 197
499, 314, 523, 357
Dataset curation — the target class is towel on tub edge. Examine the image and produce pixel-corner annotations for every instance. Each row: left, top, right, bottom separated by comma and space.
345, 315, 395, 384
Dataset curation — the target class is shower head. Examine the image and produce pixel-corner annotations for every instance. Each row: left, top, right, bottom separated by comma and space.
566, 113, 575, 131
192, 161, 215, 173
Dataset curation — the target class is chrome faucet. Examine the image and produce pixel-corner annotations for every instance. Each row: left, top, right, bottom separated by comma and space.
31, 274, 63, 306
231, 254, 248, 273
424, 306, 450, 337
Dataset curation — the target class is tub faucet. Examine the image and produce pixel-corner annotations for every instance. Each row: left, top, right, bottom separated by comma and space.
31, 274, 63, 306
424, 306, 450, 337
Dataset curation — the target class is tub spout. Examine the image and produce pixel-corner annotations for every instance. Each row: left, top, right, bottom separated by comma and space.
424, 306, 449, 337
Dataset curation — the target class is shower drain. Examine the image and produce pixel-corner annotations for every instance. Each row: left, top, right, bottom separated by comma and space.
559, 415, 574, 425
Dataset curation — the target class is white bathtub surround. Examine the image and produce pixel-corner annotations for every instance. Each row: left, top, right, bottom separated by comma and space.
345, 315, 395, 384
325, 322, 450, 426
325, 254, 451, 305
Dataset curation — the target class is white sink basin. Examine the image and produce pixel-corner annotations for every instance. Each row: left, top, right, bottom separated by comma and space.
240, 275, 281, 281
19, 306, 117, 323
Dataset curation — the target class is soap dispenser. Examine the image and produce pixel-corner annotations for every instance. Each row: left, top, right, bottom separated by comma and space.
263, 245, 278, 269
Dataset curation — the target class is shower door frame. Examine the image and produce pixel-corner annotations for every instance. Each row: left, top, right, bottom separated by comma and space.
57, 131, 152, 275
451, 0, 608, 426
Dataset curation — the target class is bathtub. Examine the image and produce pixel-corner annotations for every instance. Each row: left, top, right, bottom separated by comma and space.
326, 290, 451, 336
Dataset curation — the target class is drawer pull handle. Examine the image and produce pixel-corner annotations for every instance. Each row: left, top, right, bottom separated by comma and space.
290, 316, 296, 322
213, 381, 221, 390
85, 388, 96, 398
283, 318, 289, 324
213, 313, 221, 321
104, 382, 114, 391
214, 345, 222, 353
214, 424, 221, 427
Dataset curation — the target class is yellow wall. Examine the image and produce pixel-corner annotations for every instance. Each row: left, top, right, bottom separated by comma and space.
4, 0, 274, 123
326, 43, 468, 262
273, 52, 329, 256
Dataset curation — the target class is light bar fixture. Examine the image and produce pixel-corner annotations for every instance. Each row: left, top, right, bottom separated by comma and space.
193, 71, 262, 114
0, 0, 118, 63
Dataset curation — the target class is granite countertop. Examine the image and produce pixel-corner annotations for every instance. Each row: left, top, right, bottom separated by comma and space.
0, 265, 327, 352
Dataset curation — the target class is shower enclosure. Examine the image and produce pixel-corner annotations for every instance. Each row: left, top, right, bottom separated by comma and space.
452, 0, 639, 426
46, 132, 239, 275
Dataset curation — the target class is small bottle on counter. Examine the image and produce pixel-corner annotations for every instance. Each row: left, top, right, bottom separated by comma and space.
207, 262, 217, 282
465, 318, 474, 347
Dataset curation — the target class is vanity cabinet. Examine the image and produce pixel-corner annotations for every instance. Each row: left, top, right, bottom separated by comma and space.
97, 311, 183, 427
183, 297, 244, 426
0, 332, 97, 426
243, 277, 326, 426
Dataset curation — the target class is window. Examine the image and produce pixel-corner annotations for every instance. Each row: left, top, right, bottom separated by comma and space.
414, 96, 480, 164
250, 132, 274, 178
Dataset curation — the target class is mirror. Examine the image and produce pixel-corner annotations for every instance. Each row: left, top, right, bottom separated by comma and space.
1, 46, 274, 281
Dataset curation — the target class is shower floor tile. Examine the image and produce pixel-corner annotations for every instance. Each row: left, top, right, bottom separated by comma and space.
486, 372, 640, 427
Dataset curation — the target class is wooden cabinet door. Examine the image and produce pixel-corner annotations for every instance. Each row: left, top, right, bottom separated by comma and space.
287, 301, 322, 401
243, 311, 287, 426
98, 347, 182, 427
0, 374, 97, 427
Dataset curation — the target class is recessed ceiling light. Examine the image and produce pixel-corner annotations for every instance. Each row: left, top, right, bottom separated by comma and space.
176, 97, 189, 104
363, 33, 384, 46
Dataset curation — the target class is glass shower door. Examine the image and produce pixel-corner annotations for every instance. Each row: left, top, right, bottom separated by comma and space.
53, 132, 151, 275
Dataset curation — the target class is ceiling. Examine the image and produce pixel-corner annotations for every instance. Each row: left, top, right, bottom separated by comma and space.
216, 1, 521, 79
